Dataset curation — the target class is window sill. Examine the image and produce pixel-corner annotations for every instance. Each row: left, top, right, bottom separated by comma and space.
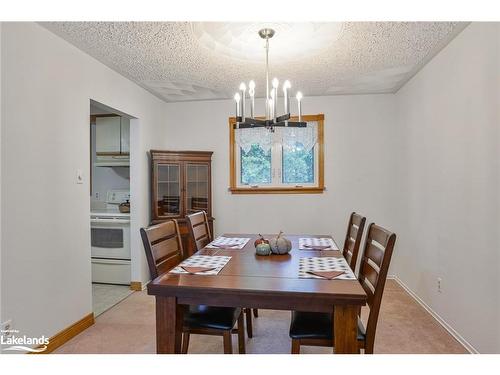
229, 187, 325, 194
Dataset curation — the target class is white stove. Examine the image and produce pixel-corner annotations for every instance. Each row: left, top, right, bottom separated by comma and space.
91, 190, 130, 219
91, 189, 131, 285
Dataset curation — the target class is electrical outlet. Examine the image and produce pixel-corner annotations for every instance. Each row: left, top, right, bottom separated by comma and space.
437, 277, 443, 293
95, 191, 100, 200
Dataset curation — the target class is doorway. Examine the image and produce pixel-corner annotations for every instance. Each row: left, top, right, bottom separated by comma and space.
89, 100, 134, 316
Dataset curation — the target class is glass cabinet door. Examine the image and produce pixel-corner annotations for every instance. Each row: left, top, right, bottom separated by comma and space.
156, 163, 182, 217
185, 164, 209, 215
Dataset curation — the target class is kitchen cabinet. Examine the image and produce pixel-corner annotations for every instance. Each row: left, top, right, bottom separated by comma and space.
150, 150, 213, 257
95, 116, 129, 154
120, 118, 130, 153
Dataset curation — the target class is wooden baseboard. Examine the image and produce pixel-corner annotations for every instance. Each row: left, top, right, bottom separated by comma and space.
32, 313, 94, 354
130, 281, 143, 291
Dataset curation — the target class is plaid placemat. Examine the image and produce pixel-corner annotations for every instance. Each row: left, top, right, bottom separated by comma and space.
206, 237, 250, 249
299, 237, 339, 250
169, 255, 231, 275
298, 257, 356, 280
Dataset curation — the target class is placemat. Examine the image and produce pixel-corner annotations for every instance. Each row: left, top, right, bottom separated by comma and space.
206, 237, 251, 250
299, 237, 339, 250
169, 255, 232, 275
298, 257, 356, 280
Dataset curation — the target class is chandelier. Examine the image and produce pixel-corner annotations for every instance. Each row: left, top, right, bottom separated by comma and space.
233, 28, 305, 131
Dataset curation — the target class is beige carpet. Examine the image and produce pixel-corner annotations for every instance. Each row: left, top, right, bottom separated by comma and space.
55, 280, 467, 354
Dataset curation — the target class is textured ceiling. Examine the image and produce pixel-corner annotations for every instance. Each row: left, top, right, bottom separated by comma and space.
42, 22, 467, 102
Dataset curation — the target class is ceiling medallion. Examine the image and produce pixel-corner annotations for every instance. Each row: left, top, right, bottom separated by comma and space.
233, 28, 305, 131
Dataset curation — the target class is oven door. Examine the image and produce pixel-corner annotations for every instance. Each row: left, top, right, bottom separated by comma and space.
90, 218, 131, 260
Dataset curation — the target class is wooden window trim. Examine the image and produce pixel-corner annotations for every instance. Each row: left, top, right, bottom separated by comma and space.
229, 114, 325, 194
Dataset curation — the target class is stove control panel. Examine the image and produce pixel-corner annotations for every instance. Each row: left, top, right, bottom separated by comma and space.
106, 190, 130, 204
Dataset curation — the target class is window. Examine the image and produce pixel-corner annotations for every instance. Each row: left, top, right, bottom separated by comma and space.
240, 145, 272, 185
229, 114, 324, 194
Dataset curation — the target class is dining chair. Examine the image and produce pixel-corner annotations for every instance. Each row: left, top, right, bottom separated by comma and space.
186, 210, 258, 338
289, 223, 396, 354
342, 212, 366, 272
186, 210, 212, 254
141, 219, 246, 354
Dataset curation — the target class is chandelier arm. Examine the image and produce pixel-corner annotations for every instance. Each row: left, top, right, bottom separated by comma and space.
233, 117, 306, 129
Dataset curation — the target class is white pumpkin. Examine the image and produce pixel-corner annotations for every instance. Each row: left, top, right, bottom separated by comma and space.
269, 231, 292, 255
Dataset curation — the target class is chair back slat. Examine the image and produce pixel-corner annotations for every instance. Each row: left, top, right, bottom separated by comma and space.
188, 211, 206, 226
348, 225, 358, 240
358, 223, 396, 353
152, 234, 180, 262
364, 242, 385, 268
342, 212, 366, 272
370, 226, 392, 248
186, 211, 212, 253
141, 220, 183, 279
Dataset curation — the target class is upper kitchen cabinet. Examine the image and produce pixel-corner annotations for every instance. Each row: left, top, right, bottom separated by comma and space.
95, 116, 129, 154
120, 118, 130, 154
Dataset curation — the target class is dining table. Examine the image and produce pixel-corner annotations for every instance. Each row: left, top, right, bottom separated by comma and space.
147, 233, 367, 354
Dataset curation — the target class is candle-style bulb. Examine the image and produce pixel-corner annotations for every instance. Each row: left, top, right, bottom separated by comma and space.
296, 91, 303, 123
234, 93, 241, 127
270, 90, 276, 122
248, 80, 255, 97
272, 78, 279, 89
283, 80, 291, 116
240, 83, 246, 121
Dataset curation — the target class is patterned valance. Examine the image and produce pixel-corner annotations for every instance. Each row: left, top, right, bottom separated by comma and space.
235, 121, 318, 153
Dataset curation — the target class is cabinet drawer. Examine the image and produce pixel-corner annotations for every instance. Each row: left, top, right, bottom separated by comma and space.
91, 258, 131, 285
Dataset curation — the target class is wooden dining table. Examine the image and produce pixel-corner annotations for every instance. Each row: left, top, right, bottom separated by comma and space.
147, 233, 367, 354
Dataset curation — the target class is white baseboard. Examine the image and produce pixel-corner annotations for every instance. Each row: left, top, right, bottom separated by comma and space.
389, 275, 478, 354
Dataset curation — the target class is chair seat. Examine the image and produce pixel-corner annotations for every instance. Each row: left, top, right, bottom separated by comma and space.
184, 305, 241, 331
289, 311, 366, 341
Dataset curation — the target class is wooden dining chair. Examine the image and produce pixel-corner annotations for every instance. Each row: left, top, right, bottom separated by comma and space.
186, 211, 258, 339
342, 212, 366, 272
141, 220, 246, 354
186, 210, 212, 253
289, 223, 396, 354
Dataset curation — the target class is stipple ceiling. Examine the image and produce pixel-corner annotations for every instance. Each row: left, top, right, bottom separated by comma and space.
42, 22, 467, 103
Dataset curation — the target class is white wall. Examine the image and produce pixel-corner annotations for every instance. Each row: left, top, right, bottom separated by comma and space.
394, 23, 500, 353
0, 22, 168, 343
92, 167, 130, 202
164, 94, 399, 246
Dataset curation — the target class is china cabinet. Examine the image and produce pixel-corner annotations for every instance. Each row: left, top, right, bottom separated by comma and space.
150, 150, 213, 257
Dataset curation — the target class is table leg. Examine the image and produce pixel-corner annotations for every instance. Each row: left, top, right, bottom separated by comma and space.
155, 296, 183, 354
333, 304, 359, 354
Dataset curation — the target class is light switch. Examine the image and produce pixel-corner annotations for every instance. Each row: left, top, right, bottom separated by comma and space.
76, 169, 84, 184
